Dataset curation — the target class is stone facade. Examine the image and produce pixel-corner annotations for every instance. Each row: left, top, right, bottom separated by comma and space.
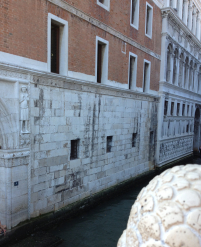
0, 65, 158, 228
0, 0, 200, 231
156, 0, 201, 166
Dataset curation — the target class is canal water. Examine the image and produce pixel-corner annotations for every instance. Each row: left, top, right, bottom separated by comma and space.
7, 156, 201, 247
50, 156, 201, 247
51, 180, 148, 247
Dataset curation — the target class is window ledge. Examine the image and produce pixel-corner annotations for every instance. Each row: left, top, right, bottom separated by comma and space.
97, 1, 110, 11
130, 23, 139, 30
145, 33, 152, 39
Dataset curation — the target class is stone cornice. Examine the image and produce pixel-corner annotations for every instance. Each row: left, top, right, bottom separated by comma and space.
0, 62, 159, 102
163, 116, 194, 120
159, 81, 201, 102
161, 134, 194, 142
162, 7, 201, 51
48, 0, 161, 60
33, 72, 159, 102
0, 148, 30, 160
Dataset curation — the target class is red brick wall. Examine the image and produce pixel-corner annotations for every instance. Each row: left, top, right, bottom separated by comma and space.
0, 0, 161, 90
0, 0, 47, 62
63, 0, 162, 55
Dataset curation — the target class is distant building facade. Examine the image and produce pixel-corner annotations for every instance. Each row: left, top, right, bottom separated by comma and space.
156, 0, 201, 166
0, 0, 199, 230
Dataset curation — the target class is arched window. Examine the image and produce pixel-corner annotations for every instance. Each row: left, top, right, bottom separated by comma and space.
193, 63, 197, 91
166, 44, 172, 82
178, 53, 184, 87
184, 57, 189, 89
189, 60, 193, 90
173, 49, 178, 84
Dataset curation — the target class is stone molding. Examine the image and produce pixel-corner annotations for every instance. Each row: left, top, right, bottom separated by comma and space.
33, 74, 159, 102
0, 63, 159, 101
159, 81, 201, 102
0, 68, 29, 82
163, 116, 194, 120
159, 136, 193, 163
162, 7, 201, 53
0, 149, 30, 159
48, 0, 161, 60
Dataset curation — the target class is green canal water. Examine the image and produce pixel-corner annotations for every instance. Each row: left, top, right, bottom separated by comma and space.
51, 156, 201, 247
7, 156, 201, 247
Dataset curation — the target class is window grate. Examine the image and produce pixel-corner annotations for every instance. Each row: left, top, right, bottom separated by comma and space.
106, 136, 113, 153
182, 104, 185, 116
177, 103, 180, 116
171, 102, 174, 115
164, 100, 168, 116
70, 139, 79, 160
132, 133, 137, 147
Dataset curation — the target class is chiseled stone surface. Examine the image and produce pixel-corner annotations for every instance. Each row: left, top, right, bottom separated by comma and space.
117, 164, 201, 247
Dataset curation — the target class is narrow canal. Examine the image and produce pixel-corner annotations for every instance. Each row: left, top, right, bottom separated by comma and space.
7, 156, 201, 247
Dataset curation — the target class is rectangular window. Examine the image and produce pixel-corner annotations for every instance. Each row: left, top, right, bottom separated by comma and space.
132, 133, 137, 147
130, 0, 139, 29
97, 0, 110, 11
143, 60, 151, 92
51, 23, 60, 74
106, 136, 113, 153
129, 53, 137, 89
150, 131, 154, 145
96, 37, 109, 84
186, 123, 189, 133
177, 103, 180, 116
145, 3, 153, 38
182, 104, 185, 116
171, 102, 174, 116
70, 139, 79, 160
164, 100, 168, 116
48, 13, 68, 76
187, 105, 189, 116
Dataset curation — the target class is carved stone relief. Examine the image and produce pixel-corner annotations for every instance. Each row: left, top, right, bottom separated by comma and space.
159, 137, 193, 162
20, 86, 29, 133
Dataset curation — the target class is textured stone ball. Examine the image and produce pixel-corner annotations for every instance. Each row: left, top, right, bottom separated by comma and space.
117, 164, 201, 247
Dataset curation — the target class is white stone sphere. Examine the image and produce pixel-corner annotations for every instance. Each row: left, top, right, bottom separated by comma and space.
117, 164, 201, 247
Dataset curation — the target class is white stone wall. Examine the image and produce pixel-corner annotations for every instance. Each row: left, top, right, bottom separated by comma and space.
29, 75, 158, 218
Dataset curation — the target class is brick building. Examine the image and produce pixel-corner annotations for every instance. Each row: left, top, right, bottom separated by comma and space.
0, 0, 194, 229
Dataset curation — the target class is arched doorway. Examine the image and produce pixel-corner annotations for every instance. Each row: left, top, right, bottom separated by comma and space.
193, 108, 200, 152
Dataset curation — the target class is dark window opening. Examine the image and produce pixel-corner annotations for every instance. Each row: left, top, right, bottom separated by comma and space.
186, 124, 189, 133
70, 139, 79, 160
132, 133, 137, 147
97, 43, 105, 83
107, 136, 113, 153
51, 23, 60, 74
164, 100, 168, 116
143, 62, 149, 92
177, 103, 180, 116
150, 131, 154, 145
171, 102, 174, 116
187, 105, 189, 116
99, 0, 104, 3
146, 5, 152, 35
182, 104, 185, 116
131, 0, 137, 24
22, 120, 25, 132
129, 56, 136, 89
